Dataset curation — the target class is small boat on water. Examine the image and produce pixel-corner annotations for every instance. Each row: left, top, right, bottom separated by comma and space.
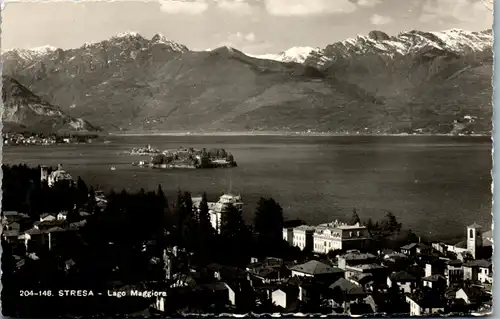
110, 166, 116, 171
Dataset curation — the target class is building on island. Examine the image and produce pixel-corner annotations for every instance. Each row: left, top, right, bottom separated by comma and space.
192, 194, 243, 234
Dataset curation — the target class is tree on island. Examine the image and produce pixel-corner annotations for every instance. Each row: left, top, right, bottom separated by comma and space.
349, 208, 361, 225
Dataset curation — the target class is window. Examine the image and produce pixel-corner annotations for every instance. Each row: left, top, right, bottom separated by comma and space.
349, 232, 353, 238
469, 229, 474, 238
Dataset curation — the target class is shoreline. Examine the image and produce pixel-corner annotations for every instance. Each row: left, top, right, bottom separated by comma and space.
108, 131, 491, 138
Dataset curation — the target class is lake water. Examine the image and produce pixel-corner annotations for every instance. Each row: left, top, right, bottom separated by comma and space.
2, 135, 492, 241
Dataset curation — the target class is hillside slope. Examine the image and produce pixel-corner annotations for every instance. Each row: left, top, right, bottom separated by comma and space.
2, 29, 493, 134
2, 76, 97, 133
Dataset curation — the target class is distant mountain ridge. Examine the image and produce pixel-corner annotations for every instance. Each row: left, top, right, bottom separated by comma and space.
2, 29, 493, 135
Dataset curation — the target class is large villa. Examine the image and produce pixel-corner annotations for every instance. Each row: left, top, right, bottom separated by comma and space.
192, 194, 244, 234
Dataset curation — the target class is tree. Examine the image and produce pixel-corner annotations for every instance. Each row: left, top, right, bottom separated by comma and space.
198, 193, 211, 233
221, 204, 248, 241
87, 186, 97, 213
253, 197, 284, 251
365, 218, 374, 230
76, 176, 89, 209
380, 212, 402, 234
349, 208, 361, 225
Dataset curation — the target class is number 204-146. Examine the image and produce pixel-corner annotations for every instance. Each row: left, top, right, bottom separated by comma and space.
20, 290, 52, 297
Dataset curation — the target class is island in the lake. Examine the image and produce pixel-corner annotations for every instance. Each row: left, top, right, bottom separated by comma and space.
131, 146, 237, 169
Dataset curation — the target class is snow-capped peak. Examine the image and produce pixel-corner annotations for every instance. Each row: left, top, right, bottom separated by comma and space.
303, 28, 493, 69
248, 46, 320, 63
114, 31, 142, 39
2, 45, 58, 61
151, 33, 188, 52
30, 45, 57, 54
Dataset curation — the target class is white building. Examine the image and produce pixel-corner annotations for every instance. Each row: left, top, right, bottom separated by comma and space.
313, 222, 369, 254
292, 226, 315, 251
406, 295, 445, 316
192, 194, 243, 234
43, 164, 74, 187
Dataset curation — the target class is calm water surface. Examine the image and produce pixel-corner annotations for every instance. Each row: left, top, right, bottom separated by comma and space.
2, 135, 492, 241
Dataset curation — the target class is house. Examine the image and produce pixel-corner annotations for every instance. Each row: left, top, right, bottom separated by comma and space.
387, 271, 417, 294
328, 278, 367, 307
6, 222, 21, 231
463, 259, 491, 282
57, 212, 68, 220
271, 286, 298, 310
40, 213, 57, 222
2, 211, 25, 224
422, 274, 446, 290
246, 257, 291, 284
476, 261, 492, 284
400, 243, 430, 256
207, 263, 245, 281
445, 259, 463, 286
289, 260, 344, 280
292, 225, 315, 251
347, 302, 375, 316
455, 285, 486, 306
406, 292, 446, 316
223, 280, 254, 311
337, 251, 377, 269
344, 263, 387, 283
282, 228, 294, 245
313, 222, 370, 253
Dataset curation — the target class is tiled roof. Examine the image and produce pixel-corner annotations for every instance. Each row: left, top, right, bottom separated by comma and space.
389, 271, 417, 282
422, 274, 445, 282
290, 260, 344, 276
463, 259, 492, 268
468, 223, 482, 229
447, 259, 463, 267
329, 278, 365, 295
401, 243, 417, 250
339, 252, 376, 261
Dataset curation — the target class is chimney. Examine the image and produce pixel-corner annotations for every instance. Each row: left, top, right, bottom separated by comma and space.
58, 164, 63, 170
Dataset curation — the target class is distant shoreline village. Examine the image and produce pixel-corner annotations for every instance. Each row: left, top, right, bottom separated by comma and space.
3, 132, 96, 146
130, 145, 237, 169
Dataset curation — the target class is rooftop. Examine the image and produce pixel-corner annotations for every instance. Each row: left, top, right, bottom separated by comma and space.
390, 271, 417, 282
468, 223, 482, 229
422, 274, 446, 282
339, 252, 377, 261
290, 260, 344, 276
329, 278, 365, 295
463, 259, 492, 268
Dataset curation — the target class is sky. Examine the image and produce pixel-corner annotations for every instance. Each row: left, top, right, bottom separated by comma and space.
1, 0, 494, 55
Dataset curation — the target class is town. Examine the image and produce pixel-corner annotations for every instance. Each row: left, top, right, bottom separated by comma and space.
1, 164, 493, 317
3, 132, 96, 146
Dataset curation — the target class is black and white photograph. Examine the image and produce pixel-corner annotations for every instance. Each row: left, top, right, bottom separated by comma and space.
0, 0, 495, 317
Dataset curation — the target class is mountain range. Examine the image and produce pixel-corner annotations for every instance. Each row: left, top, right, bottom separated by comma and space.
2, 29, 493, 134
